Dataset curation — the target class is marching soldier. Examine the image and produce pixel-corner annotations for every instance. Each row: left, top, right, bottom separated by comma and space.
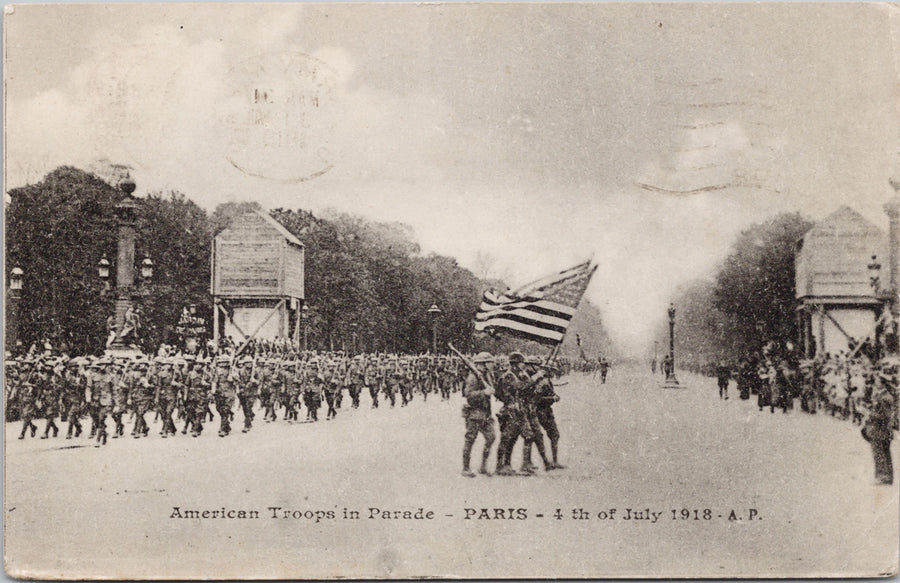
39, 359, 62, 439
90, 359, 115, 446
365, 355, 379, 408
461, 351, 496, 477
347, 355, 365, 408
282, 360, 301, 422
533, 361, 565, 469
62, 358, 86, 439
154, 358, 180, 438
130, 358, 154, 438
303, 359, 324, 422
494, 351, 532, 476
324, 360, 341, 419
236, 356, 257, 433
520, 356, 555, 472
110, 359, 132, 439
258, 358, 277, 422
212, 355, 237, 437
183, 355, 210, 437
15, 359, 39, 439
384, 358, 400, 408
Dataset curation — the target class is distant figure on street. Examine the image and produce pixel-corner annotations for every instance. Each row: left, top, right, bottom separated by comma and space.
598, 357, 609, 384
716, 363, 730, 400
650, 358, 657, 374
662, 355, 673, 378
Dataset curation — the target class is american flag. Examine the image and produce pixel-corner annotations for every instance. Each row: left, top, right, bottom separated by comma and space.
474, 260, 597, 345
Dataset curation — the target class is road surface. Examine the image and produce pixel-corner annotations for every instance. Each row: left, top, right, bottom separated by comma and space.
4, 365, 897, 578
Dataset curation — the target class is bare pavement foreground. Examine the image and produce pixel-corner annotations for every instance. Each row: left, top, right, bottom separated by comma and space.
4, 366, 898, 579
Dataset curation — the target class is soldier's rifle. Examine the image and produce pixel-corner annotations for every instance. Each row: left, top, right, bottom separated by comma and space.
447, 343, 495, 395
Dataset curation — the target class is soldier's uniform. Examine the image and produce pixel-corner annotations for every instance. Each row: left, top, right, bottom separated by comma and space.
283, 361, 302, 422
15, 361, 39, 439
461, 352, 496, 477
130, 360, 154, 438
520, 357, 555, 472
303, 360, 324, 421
323, 361, 342, 419
110, 360, 132, 438
39, 362, 62, 439
236, 357, 257, 433
91, 360, 115, 445
533, 363, 564, 468
62, 359, 86, 439
494, 352, 537, 475
258, 359, 277, 422
384, 360, 400, 408
212, 356, 237, 436
181, 358, 206, 436
365, 357, 379, 408
347, 357, 365, 408
154, 359, 180, 437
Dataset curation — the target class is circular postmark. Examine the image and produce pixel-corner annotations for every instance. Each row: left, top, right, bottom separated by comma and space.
217, 51, 337, 184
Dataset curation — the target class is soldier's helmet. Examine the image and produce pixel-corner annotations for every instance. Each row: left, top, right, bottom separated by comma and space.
239, 356, 253, 366
526, 355, 542, 366
508, 351, 525, 364
473, 352, 493, 364
216, 355, 231, 366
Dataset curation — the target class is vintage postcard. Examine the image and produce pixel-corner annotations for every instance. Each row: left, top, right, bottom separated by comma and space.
3, 2, 899, 579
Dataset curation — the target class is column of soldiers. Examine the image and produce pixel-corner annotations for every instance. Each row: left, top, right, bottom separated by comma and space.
4, 350, 473, 444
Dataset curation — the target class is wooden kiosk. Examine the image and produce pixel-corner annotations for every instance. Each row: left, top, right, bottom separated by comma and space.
211, 210, 305, 347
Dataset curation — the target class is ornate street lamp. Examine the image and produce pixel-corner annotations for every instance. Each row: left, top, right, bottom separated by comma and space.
661, 302, 682, 388
10, 267, 23, 292
98, 255, 111, 280
427, 304, 442, 354
140, 257, 154, 280
6, 266, 24, 353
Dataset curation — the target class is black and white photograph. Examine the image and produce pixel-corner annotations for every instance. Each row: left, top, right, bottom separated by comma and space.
3, 2, 899, 579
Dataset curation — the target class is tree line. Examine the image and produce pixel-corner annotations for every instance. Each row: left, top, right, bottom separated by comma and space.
659, 212, 815, 368
6, 166, 612, 358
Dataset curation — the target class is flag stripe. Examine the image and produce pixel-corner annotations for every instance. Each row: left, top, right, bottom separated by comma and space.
474, 317, 565, 342
477, 299, 576, 320
475, 311, 569, 334
476, 324, 561, 346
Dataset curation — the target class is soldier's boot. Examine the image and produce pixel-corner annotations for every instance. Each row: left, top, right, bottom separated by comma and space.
462, 442, 476, 478
479, 446, 492, 476
18, 426, 26, 440
549, 441, 565, 469
520, 443, 537, 474
495, 443, 515, 476
532, 437, 551, 470
66, 424, 74, 439
41, 423, 50, 439
74, 422, 82, 438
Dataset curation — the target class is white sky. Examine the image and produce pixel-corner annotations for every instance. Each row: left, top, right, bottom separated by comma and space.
5, 3, 900, 356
